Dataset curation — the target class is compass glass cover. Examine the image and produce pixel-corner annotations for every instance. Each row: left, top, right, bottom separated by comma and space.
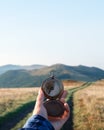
42, 78, 63, 98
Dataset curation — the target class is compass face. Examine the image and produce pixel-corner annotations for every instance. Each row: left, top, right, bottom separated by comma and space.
42, 77, 63, 99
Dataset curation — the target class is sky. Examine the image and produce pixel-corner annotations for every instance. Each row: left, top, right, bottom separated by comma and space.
0, 0, 104, 69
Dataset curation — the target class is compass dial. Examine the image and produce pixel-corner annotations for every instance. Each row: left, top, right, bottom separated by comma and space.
42, 77, 63, 99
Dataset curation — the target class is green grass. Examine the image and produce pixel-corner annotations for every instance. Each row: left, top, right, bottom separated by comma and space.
11, 112, 32, 130
0, 101, 35, 130
0, 88, 38, 130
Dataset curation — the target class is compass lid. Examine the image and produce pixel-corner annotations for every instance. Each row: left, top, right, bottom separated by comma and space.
42, 75, 64, 99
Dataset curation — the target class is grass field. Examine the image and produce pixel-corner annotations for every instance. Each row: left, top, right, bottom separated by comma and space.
0, 88, 39, 130
0, 80, 104, 130
73, 80, 104, 130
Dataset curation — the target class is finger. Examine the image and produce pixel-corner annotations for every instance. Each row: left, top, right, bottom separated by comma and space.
64, 103, 70, 112
61, 103, 70, 119
61, 90, 68, 99
60, 98, 65, 103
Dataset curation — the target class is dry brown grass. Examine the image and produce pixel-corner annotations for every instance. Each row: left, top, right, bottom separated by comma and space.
74, 80, 104, 130
63, 80, 84, 90
0, 87, 39, 116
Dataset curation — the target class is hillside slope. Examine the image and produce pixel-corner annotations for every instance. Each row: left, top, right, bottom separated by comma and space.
0, 64, 104, 87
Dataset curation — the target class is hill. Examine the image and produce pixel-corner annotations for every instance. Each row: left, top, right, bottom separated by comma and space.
0, 64, 104, 87
0, 64, 46, 75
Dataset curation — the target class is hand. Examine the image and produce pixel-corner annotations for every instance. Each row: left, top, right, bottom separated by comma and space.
33, 88, 70, 130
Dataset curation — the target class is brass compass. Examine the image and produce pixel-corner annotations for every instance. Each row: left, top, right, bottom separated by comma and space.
41, 71, 65, 117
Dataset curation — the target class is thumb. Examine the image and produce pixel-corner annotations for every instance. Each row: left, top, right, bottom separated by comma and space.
36, 88, 45, 106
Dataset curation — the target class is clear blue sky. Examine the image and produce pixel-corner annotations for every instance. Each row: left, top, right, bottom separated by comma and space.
0, 0, 104, 69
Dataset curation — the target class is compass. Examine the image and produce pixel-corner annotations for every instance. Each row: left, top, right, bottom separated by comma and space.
41, 72, 65, 117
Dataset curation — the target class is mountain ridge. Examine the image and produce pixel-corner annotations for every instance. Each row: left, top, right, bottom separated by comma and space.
0, 64, 46, 75
0, 63, 104, 87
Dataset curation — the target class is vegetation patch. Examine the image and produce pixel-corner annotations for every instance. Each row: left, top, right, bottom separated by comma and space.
0, 101, 35, 130
73, 80, 104, 130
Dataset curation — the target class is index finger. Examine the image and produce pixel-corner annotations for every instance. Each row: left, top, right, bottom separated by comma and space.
61, 90, 68, 99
